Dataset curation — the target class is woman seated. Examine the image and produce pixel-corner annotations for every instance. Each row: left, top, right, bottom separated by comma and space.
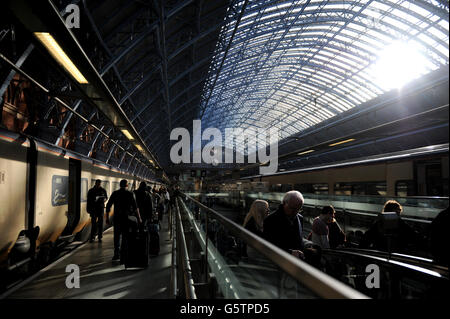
243, 199, 270, 237
311, 205, 336, 249
241, 200, 270, 258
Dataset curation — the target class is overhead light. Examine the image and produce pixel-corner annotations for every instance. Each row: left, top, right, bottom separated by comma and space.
297, 149, 315, 156
328, 138, 355, 147
34, 32, 88, 84
135, 144, 143, 152
121, 129, 134, 141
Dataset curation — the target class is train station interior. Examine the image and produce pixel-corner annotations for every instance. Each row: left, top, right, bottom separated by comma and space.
0, 0, 448, 303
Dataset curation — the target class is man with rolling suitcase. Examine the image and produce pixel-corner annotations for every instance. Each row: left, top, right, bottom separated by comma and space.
105, 179, 143, 263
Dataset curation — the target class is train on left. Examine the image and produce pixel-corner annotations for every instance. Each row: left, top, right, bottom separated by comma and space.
0, 126, 158, 287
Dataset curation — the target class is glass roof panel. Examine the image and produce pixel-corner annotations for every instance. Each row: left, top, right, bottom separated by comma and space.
200, 0, 449, 150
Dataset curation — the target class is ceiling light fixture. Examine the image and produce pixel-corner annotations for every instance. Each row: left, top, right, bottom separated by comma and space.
297, 149, 315, 155
328, 139, 355, 147
34, 32, 88, 84
121, 129, 134, 141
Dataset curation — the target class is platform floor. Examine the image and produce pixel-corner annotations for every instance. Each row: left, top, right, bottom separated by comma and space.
5, 218, 173, 299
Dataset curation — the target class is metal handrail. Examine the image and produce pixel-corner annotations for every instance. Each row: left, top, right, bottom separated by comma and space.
170, 201, 178, 298
182, 193, 369, 299
185, 191, 450, 201
323, 248, 449, 279
176, 198, 197, 299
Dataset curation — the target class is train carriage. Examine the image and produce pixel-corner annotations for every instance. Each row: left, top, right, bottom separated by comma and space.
0, 127, 156, 274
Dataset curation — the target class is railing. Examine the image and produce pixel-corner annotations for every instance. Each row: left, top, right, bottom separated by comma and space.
319, 248, 449, 299
170, 200, 178, 299
174, 198, 197, 299
177, 193, 369, 299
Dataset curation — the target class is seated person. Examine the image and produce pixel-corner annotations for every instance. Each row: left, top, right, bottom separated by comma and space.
359, 200, 422, 253
311, 205, 335, 249
327, 216, 346, 249
242, 200, 270, 258
243, 200, 270, 237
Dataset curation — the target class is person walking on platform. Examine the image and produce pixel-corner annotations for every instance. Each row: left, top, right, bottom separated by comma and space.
162, 187, 170, 218
152, 187, 162, 220
87, 179, 108, 243
156, 188, 166, 223
106, 179, 142, 261
134, 181, 153, 226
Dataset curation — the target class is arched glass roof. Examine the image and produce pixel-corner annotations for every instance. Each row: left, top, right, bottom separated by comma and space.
200, 0, 449, 149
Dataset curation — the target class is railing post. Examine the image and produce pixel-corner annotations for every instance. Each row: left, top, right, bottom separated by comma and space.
204, 209, 209, 283
208, 273, 218, 298
171, 215, 177, 298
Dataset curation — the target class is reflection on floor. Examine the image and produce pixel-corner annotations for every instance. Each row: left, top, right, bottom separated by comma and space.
7, 217, 172, 299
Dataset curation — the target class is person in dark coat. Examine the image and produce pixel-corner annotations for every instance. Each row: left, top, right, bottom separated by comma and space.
359, 200, 422, 254
87, 179, 108, 243
133, 181, 153, 226
106, 179, 142, 261
430, 207, 449, 266
263, 191, 306, 259
327, 218, 346, 249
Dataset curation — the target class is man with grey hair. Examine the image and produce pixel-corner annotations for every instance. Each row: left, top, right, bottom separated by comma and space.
263, 190, 306, 259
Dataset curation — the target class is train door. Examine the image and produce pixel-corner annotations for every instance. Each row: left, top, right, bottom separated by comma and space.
62, 158, 81, 235
415, 160, 445, 196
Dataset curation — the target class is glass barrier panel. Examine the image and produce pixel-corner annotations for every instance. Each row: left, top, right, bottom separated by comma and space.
179, 199, 320, 299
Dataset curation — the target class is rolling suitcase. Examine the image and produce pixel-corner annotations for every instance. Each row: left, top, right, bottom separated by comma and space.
148, 222, 160, 256
124, 226, 149, 268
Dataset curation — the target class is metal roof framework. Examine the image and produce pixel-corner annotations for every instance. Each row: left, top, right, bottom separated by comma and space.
81, 0, 233, 166
200, 0, 449, 151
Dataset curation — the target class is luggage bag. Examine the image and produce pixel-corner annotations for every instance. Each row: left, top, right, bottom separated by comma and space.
124, 226, 149, 268
148, 222, 160, 256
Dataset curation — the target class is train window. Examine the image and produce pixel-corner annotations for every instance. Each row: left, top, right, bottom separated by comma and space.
269, 184, 292, 192
270, 184, 282, 192
112, 182, 120, 192
366, 182, 386, 196
334, 183, 352, 195
101, 181, 110, 193
396, 180, 416, 197
80, 178, 88, 202
335, 182, 386, 196
294, 183, 328, 194
313, 183, 329, 194
52, 175, 68, 206
281, 184, 293, 192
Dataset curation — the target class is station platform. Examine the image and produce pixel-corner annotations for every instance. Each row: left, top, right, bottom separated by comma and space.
4, 219, 172, 299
